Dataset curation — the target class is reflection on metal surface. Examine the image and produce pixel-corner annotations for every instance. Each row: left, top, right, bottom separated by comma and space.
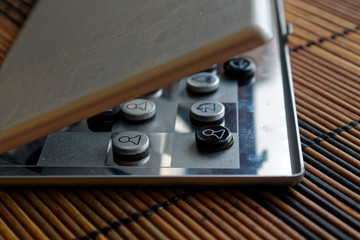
175, 115, 191, 133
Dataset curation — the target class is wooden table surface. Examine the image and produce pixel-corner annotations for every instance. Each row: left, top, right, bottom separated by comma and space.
0, 0, 359, 239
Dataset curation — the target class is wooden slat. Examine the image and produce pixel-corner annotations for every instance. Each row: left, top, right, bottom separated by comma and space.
218, 189, 306, 240
103, 188, 169, 240
300, 127, 360, 167
75, 189, 138, 240
8, 190, 62, 240
132, 189, 201, 240
62, 190, 124, 240
34, 190, 89, 239
116, 189, 186, 240
0, 190, 48, 240
260, 191, 337, 240
286, 0, 360, 28
161, 188, 232, 240
300, 178, 360, 222
145, 189, 216, 240
20, 189, 77, 240
46, 189, 108, 240
174, 188, 249, 240
0, 215, 20, 240
287, 188, 360, 239
90, 188, 155, 240
0, 199, 34, 240
203, 190, 276, 240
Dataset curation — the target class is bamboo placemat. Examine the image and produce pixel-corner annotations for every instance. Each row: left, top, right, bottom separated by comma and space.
0, 0, 359, 239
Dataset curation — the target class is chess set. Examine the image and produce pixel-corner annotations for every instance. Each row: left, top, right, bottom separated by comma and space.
0, 0, 303, 185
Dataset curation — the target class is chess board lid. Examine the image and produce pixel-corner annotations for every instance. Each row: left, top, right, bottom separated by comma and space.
0, 0, 273, 153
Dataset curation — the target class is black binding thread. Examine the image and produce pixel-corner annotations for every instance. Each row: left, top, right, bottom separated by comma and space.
2, 0, 28, 17
291, 27, 359, 52
0, 8, 21, 27
300, 119, 359, 147
303, 120, 359, 142
75, 192, 191, 240
80, 230, 102, 240
0, 0, 32, 27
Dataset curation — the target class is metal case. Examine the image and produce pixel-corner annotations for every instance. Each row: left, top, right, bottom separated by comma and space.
0, 0, 304, 185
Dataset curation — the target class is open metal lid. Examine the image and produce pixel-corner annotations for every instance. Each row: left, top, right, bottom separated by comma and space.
0, 0, 272, 153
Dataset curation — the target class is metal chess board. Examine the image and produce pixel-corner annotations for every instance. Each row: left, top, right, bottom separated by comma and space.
0, 1, 303, 185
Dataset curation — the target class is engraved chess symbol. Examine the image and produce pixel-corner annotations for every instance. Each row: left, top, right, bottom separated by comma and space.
202, 129, 226, 139
191, 75, 213, 83
197, 103, 216, 112
126, 102, 148, 111
118, 135, 142, 145
233, 58, 250, 69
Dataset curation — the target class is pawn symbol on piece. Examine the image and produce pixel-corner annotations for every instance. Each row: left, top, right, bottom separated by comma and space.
118, 135, 142, 145
126, 102, 148, 111
202, 129, 225, 139
192, 75, 213, 83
